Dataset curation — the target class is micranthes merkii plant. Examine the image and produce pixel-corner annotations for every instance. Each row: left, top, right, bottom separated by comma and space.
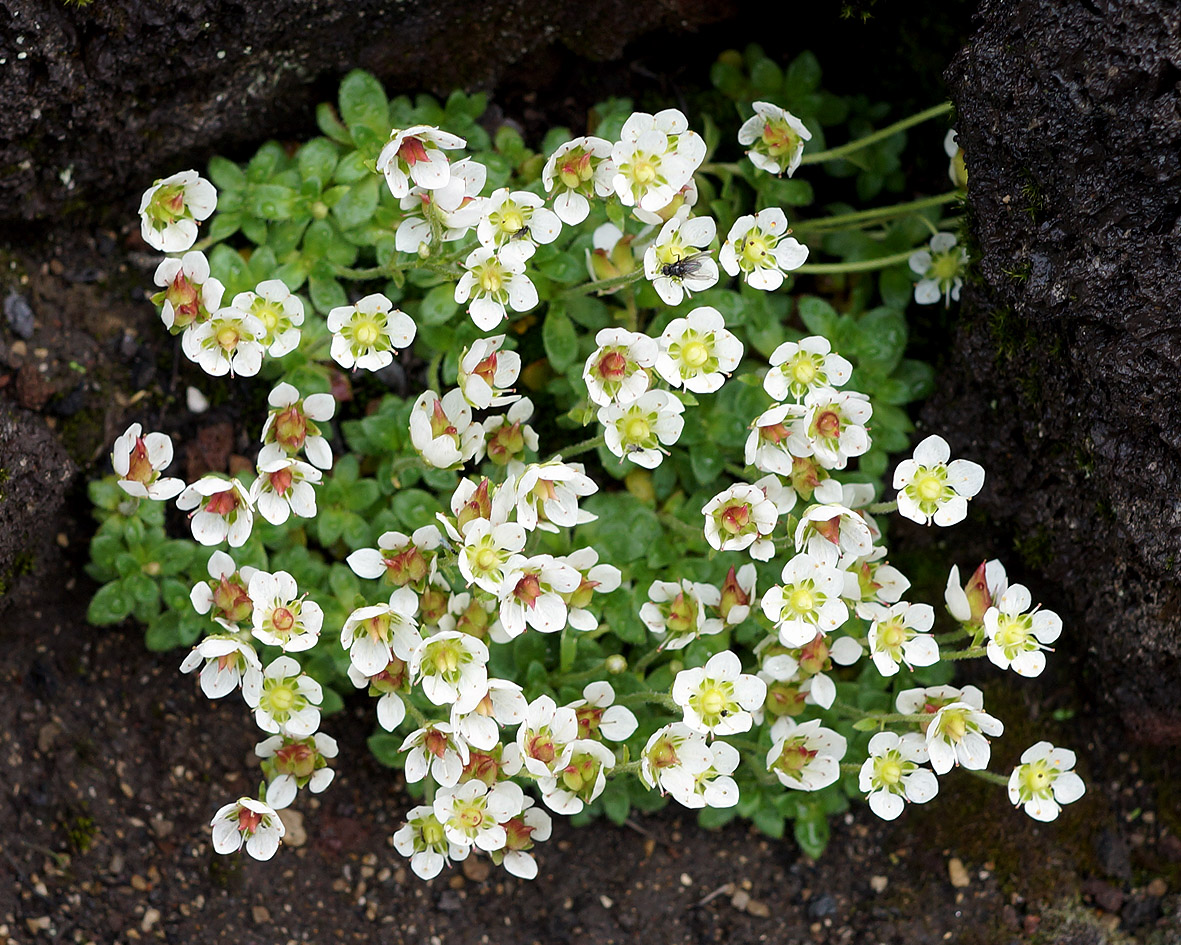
88, 46, 1082, 876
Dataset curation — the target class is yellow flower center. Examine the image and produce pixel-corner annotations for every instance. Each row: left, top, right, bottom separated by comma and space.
624, 416, 651, 443
790, 355, 817, 385
479, 267, 504, 293
355, 319, 379, 345
216, 326, 240, 349
877, 757, 904, 786
682, 340, 709, 368
632, 159, 657, 184
879, 619, 907, 649
789, 586, 816, 613
270, 684, 296, 712
700, 687, 726, 717
914, 470, 944, 502
475, 547, 499, 572
255, 302, 281, 331
741, 232, 771, 266
500, 208, 525, 234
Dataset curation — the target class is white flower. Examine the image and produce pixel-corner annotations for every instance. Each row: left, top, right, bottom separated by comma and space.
569, 681, 636, 742
719, 208, 808, 290
347, 661, 409, 732
377, 125, 466, 198
256, 732, 338, 810
858, 732, 938, 820
894, 434, 985, 526
738, 102, 811, 177
795, 388, 872, 470
249, 457, 321, 525
248, 570, 323, 653
639, 579, 723, 650
910, 232, 968, 305
209, 797, 284, 860
409, 389, 482, 468
181, 307, 266, 377
180, 635, 262, 699
409, 630, 490, 709
761, 553, 849, 647
139, 169, 216, 252
258, 382, 336, 470
497, 554, 581, 639
327, 293, 416, 372
458, 335, 521, 409
231, 280, 304, 357
672, 650, 767, 737
346, 525, 441, 588
599, 389, 685, 468
245, 655, 323, 737
496, 798, 551, 880
561, 548, 622, 631
458, 518, 528, 594
845, 547, 911, 607
655, 305, 743, 394
945, 129, 967, 189
454, 243, 538, 331
745, 402, 810, 476
480, 397, 540, 466
190, 550, 258, 630
764, 335, 852, 402
395, 157, 486, 253
450, 678, 528, 750
766, 718, 846, 791
340, 586, 421, 676
514, 461, 597, 532
793, 502, 874, 567
920, 689, 1004, 775
516, 695, 579, 780
176, 476, 254, 547
393, 804, 469, 879
435, 780, 525, 852
640, 722, 713, 794
537, 739, 616, 815
583, 328, 659, 406
718, 563, 758, 625
477, 188, 562, 250
401, 722, 470, 787
153, 250, 224, 334
1008, 742, 1085, 822
983, 584, 1062, 677
860, 601, 939, 676
702, 483, 778, 560
662, 739, 741, 810
586, 221, 639, 282
643, 210, 718, 305
611, 108, 706, 212
111, 423, 184, 500
945, 559, 1007, 624
542, 136, 615, 225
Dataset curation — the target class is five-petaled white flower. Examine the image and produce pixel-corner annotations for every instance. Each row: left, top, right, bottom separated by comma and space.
720, 208, 808, 290
458, 518, 528, 594
894, 434, 985, 526
256, 731, 338, 810
542, 136, 616, 225
738, 102, 812, 177
395, 157, 487, 254
245, 655, 323, 737
583, 328, 659, 407
745, 402, 810, 476
111, 423, 185, 500
983, 584, 1062, 677
231, 280, 304, 357
435, 779, 525, 852
516, 695, 579, 780
153, 250, 224, 334
177, 475, 254, 547
858, 732, 939, 820
761, 553, 849, 647
763, 335, 852, 402
377, 125, 466, 198
914, 687, 1004, 775
640, 722, 714, 795
1008, 741, 1085, 822
561, 548, 622, 631
796, 388, 872, 470
409, 629, 490, 709
477, 188, 562, 250
454, 243, 538, 331
346, 525, 441, 588
702, 483, 778, 560
340, 586, 422, 676
945, 559, 1008, 625
248, 569, 323, 652
249, 457, 321, 525
655, 306, 743, 394
673, 649, 767, 738
458, 335, 521, 409
393, 804, 469, 880
209, 797, 284, 860
860, 601, 939, 676
497, 554, 581, 638
643, 210, 718, 305
910, 232, 968, 306
140, 170, 216, 252
327, 293, 416, 372
182, 306, 266, 377
180, 635, 262, 699
639, 579, 723, 650
257, 382, 336, 470
494, 797, 552, 880
189, 550, 257, 630
400, 722, 470, 787
409, 389, 482, 468
661, 738, 741, 810
766, 717, 846, 791
514, 461, 597, 532
538, 738, 616, 815
793, 501, 874, 568
599, 389, 685, 468
611, 108, 706, 213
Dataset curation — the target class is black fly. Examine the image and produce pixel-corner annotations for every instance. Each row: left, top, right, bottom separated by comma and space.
660, 252, 709, 280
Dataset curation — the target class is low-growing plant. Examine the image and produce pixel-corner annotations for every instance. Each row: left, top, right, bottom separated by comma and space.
88, 45, 1083, 877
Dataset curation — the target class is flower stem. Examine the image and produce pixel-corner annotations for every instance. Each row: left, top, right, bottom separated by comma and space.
965, 768, 1010, 787
867, 500, 898, 515
631, 645, 664, 679
554, 659, 609, 687
794, 248, 916, 275
938, 646, 987, 661
793, 192, 960, 232
546, 434, 604, 463
618, 690, 678, 712
799, 102, 954, 166
562, 269, 645, 298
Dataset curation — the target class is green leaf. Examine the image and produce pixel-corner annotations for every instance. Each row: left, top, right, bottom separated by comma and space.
797, 295, 839, 338
246, 184, 297, 221
368, 732, 404, 768
419, 283, 460, 326
339, 70, 390, 137
316, 102, 353, 145
87, 581, 132, 625
207, 155, 245, 191
543, 307, 579, 372
601, 782, 631, 826
205, 212, 241, 244
793, 802, 830, 858
853, 307, 907, 373
581, 495, 661, 563
332, 177, 380, 229
785, 50, 822, 97
308, 272, 348, 314
297, 138, 340, 187
752, 805, 785, 839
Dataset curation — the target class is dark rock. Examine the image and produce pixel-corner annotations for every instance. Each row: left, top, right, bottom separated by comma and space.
1094, 829, 1133, 883
807, 893, 838, 919
4, 291, 35, 339
939, 0, 1181, 742
1119, 891, 1162, 931
1082, 878, 1125, 913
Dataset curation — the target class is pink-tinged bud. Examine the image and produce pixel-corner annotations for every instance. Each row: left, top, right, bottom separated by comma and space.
760, 420, 791, 445
383, 546, 428, 586
647, 733, 680, 770
798, 634, 830, 676
720, 502, 751, 535
589, 248, 620, 282
456, 598, 489, 639
568, 574, 599, 611
472, 352, 499, 385
372, 658, 408, 693
463, 750, 501, 787
790, 456, 825, 501
773, 740, 818, 773
526, 733, 556, 766
273, 405, 308, 452
810, 515, 842, 547
166, 271, 202, 329
204, 490, 238, 517
665, 591, 696, 633
272, 606, 296, 634
274, 740, 317, 779
765, 681, 806, 718
502, 814, 537, 851
718, 566, 749, 622
487, 422, 525, 465
597, 350, 628, 381
423, 728, 450, 759
430, 399, 457, 439
963, 561, 993, 625
456, 479, 493, 532
268, 467, 294, 497
812, 408, 842, 440
125, 437, 155, 484
397, 137, 429, 166
213, 576, 253, 624
761, 119, 799, 158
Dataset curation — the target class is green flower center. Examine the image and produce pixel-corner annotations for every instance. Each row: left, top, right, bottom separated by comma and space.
624, 416, 651, 444
682, 340, 709, 368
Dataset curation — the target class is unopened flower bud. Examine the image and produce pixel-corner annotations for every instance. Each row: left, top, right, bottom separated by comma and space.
605, 654, 628, 675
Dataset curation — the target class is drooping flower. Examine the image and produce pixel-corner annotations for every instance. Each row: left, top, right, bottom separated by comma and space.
111, 423, 185, 501
180, 635, 262, 699
945, 559, 1008, 626
492, 796, 552, 880
945, 129, 968, 189
766, 717, 846, 791
256, 732, 338, 810
673, 650, 767, 738
655, 306, 743, 394
176, 476, 254, 547
983, 584, 1062, 677
1007, 742, 1085, 822
718, 563, 758, 625
347, 658, 409, 732
643, 210, 718, 306
909, 232, 968, 306
249, 457, 321, 525
599, 389, 685, 468
231, 280, 304, 357
893, 434, 985, 527
327, 293, 416, 372
738, 102, 812, 177
395, 157, 487, 254
858, 732, 939, 820
393, 804, 470, 879
639, 579, 723, 650
583, 328, 659, 407
454, 243, 538, 331
377, 125, 466, 198
209, 797, 284, 860
152, 250, 224, 334
719, 208, 808, 290
763, 335, 852, 403
139, 170, 217, 252
542, 136, 616, 225
248, 569, 323, 653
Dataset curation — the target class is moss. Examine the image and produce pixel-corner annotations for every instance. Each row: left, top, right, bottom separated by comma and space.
62, 808, 99, 854
1015, 526, 1054, 570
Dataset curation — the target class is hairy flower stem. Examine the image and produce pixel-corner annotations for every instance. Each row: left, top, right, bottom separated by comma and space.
793, 192, 960, 233
631, 645, 664, 679
553, 660, 609, 687
795, 248, 916, 275
834, 700, 928, 725
937, 646, 987, 661
867, 500, 899, 515
618, 690, 678, 712
562, 269, 645, 298
546, 434, 604, 463
799, 102, 954, 166
965, 768, 1010, 787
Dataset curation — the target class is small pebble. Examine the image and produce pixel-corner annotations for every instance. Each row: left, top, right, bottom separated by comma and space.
140, 908, 161, 933
948, 858, 971, 888
1146, 878, 1167, 897
870, 875, 888, 893
252, 906, 270, 924
186, 386, 210, 413
278, 809, 306, 848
